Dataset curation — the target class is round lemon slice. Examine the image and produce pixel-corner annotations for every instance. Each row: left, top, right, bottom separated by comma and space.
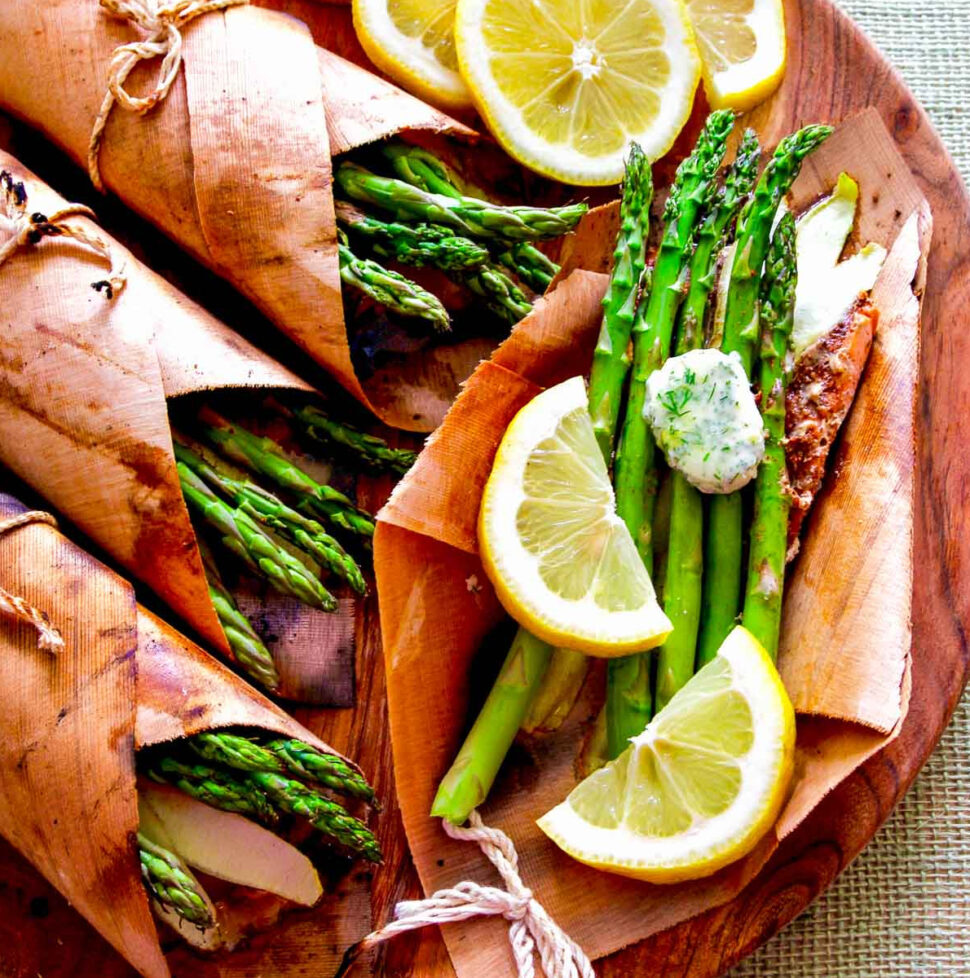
353, 0, 474, 111
538, 626, 795, 882
453, 0, 701, 185
685, 0, 787, 111
478, 376, 672, 656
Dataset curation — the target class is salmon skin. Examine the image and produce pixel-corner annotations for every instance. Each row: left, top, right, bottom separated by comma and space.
785, 298, 878, 556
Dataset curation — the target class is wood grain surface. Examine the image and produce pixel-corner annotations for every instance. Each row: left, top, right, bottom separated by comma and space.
0, 0, 967, 976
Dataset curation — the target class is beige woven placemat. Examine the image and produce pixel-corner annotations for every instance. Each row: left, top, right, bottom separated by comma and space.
732, 3, 970, 975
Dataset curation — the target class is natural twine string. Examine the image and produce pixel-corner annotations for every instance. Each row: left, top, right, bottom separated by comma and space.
0, 170, 127, 298
0, 512, 65, 654
88, 0, 249, 190
335, 811, 595, 978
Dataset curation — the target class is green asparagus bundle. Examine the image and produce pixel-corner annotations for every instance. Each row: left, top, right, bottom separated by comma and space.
742, 213, 797, 658
336, 162, 588, 243
138, 834, 214, 929
337, 203, 489, 271
605, 111, 735, 754
697, 124, 833, 665
144, 748, 380, 861
338, 229, 451, 332
379, 144, 563, 296
175, 439, 367, 595
198, 537, 281, 692
177, 461, 338, 612
433, 145, 655, 821
651, 130, 761, 716
249, 772, 382, 862
196, 410, 376, 539
188, 731, 376, 803
287, 401, 417, 477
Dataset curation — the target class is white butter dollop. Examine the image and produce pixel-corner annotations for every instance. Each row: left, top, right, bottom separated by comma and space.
645, 349, 765, 495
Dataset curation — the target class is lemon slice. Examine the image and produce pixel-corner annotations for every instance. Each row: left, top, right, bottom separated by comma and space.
538, 626, 795, 882
478, 376, 672, 656
685, 0, 787, 111
454, 0, 701, 185
353, 0, 474, 111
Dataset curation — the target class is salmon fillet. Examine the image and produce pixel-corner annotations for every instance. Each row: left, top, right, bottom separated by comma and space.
785, 298, 878, 556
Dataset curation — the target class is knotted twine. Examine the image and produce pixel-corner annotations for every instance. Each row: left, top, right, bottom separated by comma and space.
88, 0, 249, 191
336, 811, 595, 978
0, 170, 127, 298
0, 512, 65, 654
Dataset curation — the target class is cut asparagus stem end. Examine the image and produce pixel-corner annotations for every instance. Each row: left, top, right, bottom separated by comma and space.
431, 628, 553, 824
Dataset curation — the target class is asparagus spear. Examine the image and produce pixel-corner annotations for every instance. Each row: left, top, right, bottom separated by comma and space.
146, 757, 280, 826
697, 124, 833, 664
613, 110, 734, 568
176, 439, 367, 595
338, 230, 450, 332
583, 143, 657, 758
337, 202, 489, 271
521, 647, 588, 735
178, 462, 338, 612
652, 133, 762, 713
432, 629, 553, 825
604, 113, 734, 756
248, 772, 382, 862
335, 162, 588, 243
198, 538, 281, 692
380, 142, 468, 198
588, 141, 653, 462
492, 242, 560, 293
138, 833, 214, 929
742, 213, 797, 658
196, 410, 376, 539
678, 130, 762, 352
187, 731, 376, 803
453, 262, 534, 324
288, 402, 417, 477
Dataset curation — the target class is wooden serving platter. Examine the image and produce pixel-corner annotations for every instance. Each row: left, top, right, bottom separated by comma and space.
0, 0, 967, 976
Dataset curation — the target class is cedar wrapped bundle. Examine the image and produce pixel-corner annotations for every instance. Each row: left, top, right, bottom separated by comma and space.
0, 493, 374, 978
0, 148, 377, 703
0, 0, 580, 431
373, 112, 931, 977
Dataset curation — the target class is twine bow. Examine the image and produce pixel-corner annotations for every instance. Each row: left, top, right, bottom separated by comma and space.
88, 0, 249, 190
0, 170, 127, 298
0, 512, 65, 654
336, 811, 595, 978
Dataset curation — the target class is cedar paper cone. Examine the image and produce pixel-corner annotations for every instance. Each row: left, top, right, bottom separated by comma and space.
0, 491, 361, 978
0, 0, 481, 432
374, 111, 931, 977
0, 147, 360, 705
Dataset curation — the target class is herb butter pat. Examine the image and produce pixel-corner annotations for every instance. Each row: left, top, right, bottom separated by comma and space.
645, 349, 765, 494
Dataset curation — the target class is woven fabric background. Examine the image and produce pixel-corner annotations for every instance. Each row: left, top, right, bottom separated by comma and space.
732, 3, 970, 975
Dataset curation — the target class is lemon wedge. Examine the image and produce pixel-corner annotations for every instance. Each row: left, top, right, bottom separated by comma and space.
353, 0, 474, 111
685, 0, 787, 111
538, 626, 795, 882
478, 376, 672, 656
453, 0, 701, 185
